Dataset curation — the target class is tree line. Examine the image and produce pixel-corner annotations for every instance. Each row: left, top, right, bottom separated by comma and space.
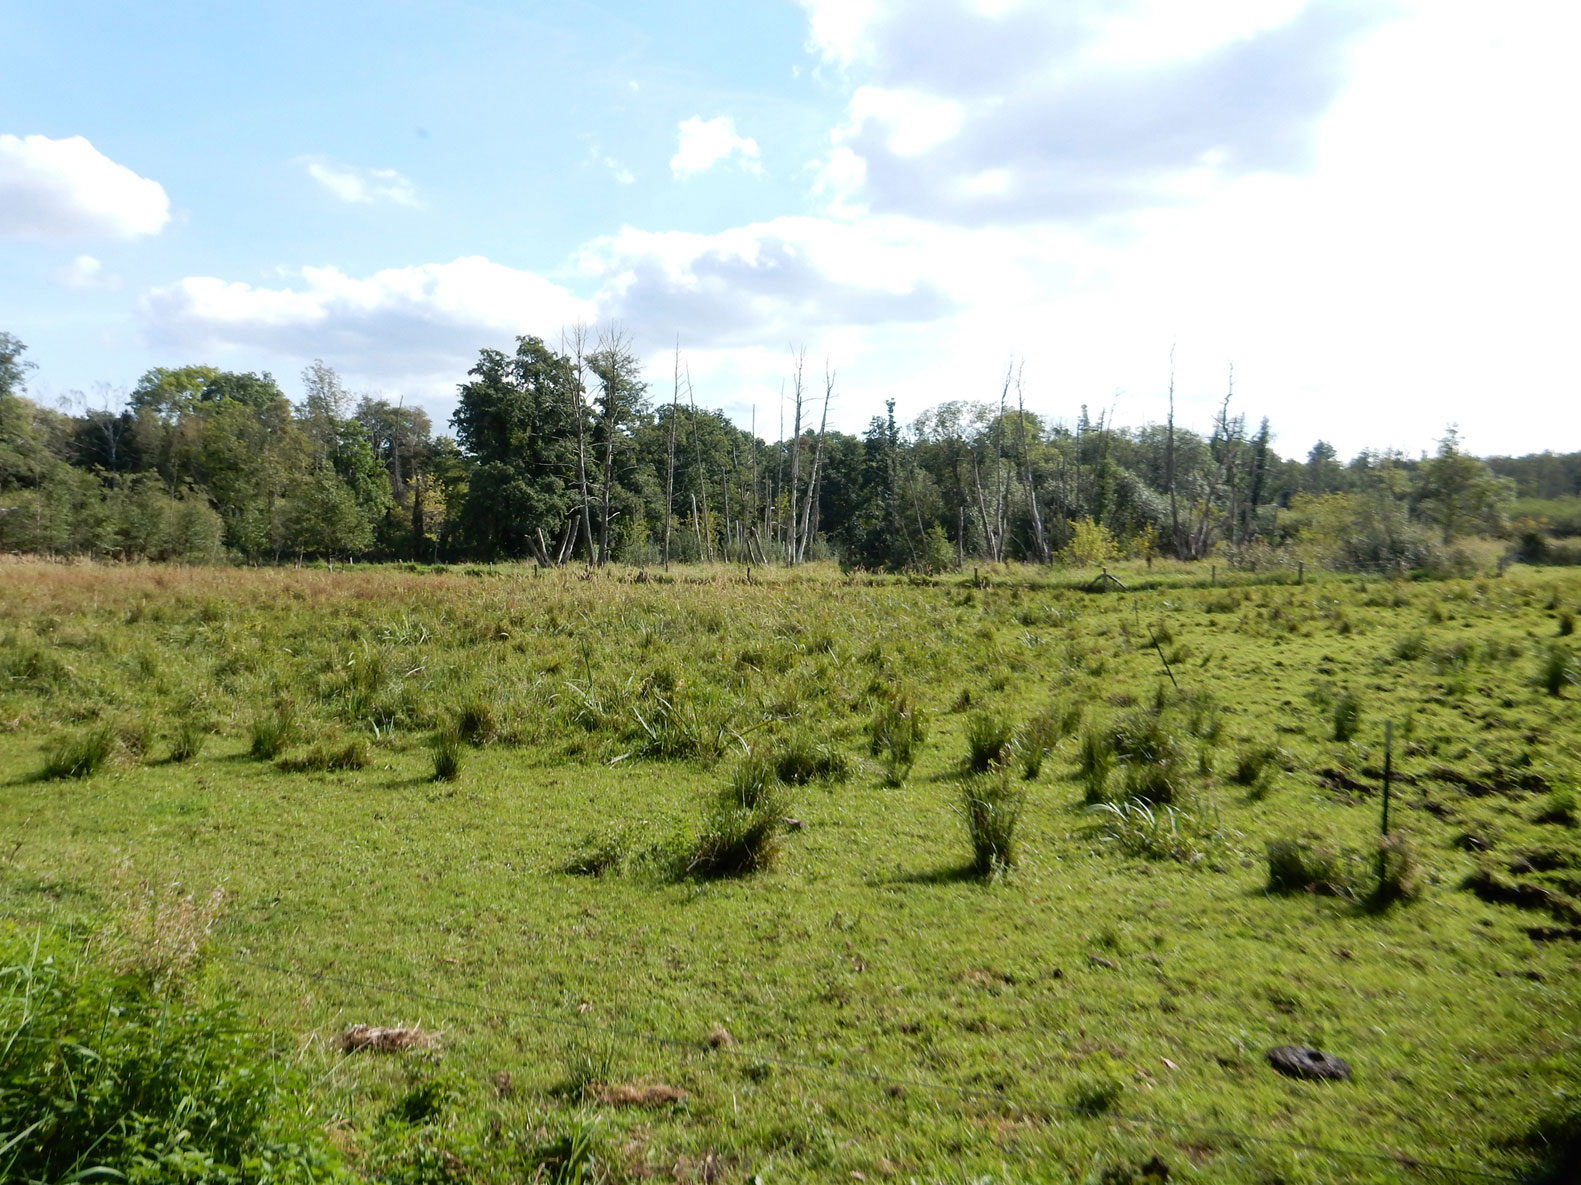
2, 328, 1571, 571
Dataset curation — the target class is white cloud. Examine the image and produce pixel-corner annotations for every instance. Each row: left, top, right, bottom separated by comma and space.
139, 256, 593, 381
670, 117, 763, 177
604, 156, 636, 185
0, 134, 170, 240
54, 253, 122, 291
300, 157, 422, 207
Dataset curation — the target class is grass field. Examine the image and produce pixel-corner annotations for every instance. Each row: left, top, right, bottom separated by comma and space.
2, 558, 1579, 1183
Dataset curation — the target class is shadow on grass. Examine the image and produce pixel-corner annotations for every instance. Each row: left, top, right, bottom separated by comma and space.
872, 861, 982, 887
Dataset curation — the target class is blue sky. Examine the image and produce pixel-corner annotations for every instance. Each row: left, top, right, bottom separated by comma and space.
3, 0, 1578, 457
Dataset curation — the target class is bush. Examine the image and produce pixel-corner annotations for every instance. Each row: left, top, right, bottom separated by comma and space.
249, 705, 298, 760
431, 725, 464, 782
40, 724, 115, 780
965, 710, 1015, 773
0, 924, 344, 1185
961, 770, 1023, 877
1331, 690, 1363, 741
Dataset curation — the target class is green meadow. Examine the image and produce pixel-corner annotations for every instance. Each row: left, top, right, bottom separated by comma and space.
2, 559, 1578, 1183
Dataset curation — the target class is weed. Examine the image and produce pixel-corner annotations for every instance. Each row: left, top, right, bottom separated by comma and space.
961, 769, 1023, 877
965, 709, 1015, 773
527, 1113, 607, 1184
431, 724, 464, 782
1067, 1068, 1125, 1115
1017, 704, 1076, 779
1331, 690, 1363, 741
1393, 631, 1428, 661
40, 725, 115, 780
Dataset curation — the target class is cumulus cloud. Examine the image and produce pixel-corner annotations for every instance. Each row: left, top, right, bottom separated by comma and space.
802, 0, 1390, 224
301, 157, 423, 207
670, 117, 763, 177
0, 133, 170, 240
54, 254, 122, 291
139, 256, 592, 377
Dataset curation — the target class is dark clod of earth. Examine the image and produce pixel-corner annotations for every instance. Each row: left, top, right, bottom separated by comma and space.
1266, 1045, 1352, 1082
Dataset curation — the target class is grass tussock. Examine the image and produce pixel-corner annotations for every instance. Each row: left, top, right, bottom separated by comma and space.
869, 692, 928, 785
455, 697, 500, 745
430, 724, 464, 782
167, 719, 207, 764
1537, 643, 1576, 696
1331, 689, 1364, 741
40, 725, 115, 780
687, 781, 788, 879
1266, 834, 1362, 897
1088, 799, 1231, 866
960, 769, 1023, 878
248, 704, 298, 760
277, 737, 372, 773
772, 734, 851, 785
965, 710, 1015, 773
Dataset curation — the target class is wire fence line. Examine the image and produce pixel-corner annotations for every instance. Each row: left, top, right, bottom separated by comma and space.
217, 951, 1527, 1184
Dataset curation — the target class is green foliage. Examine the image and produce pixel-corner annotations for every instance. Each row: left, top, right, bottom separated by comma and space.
1538, 643, 1576, 696
869, 692, 928, 785
1331, 690, 1363, 741
1369, 833, 1422, 909
1088, 799, 1230, 866
454, 698, 499, 745
1533, 789, 1578, 827
0, 924, 345, 1184
1265, 835, 1361, 897
687, 779, 789, 879
960, 769, 1023, 878
276, 738, 372, 773
40, 724, 115, 780
965, 710, 1015, 773
430, 725, 464, 782
772, 734, 851, 785
248, 705, 298, 760
168, 719, 208, 764
525, 1114, 607, 1185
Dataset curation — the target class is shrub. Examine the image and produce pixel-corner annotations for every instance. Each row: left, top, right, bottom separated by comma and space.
431, 724, 464, 782
248, 704, 298, 760
168, 719, 207, 764
869, 693, 928, 785
1538, 643, 1576, 696
0, 924, 343, 1184
1331, 690, 1363, 741
1265, 834, 1360, 897
40, 725, 115, 780
965, 710, 1015, 773
961, 769, 1023, 878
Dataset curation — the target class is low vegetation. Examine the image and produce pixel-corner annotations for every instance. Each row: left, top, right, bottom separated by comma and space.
1, 558, 1578, 1182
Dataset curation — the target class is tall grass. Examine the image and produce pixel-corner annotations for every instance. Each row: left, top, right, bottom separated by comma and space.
40, 725, 115, 780
431, 724, 465, 782
869, 692, 928, 785
964, 710, 1015, 773
960, 769, 1023, 877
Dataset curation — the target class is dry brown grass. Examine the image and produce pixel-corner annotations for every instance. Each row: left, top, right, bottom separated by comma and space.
337, 1024, 440, 1053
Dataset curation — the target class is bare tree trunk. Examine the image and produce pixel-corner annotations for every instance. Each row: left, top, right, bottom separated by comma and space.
785, 348, 805, 564
795, 363, 833, 563
686, 367, 714, 563
1015, 362, 1050, 563
565, 325, 597, 565
663, 341, 679, 567
1166, 344, 1181, 558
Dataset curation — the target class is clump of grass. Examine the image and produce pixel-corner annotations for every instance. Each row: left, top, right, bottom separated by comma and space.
455, 698, 499, 745
1229, 741, 1286, 795
564, 824, 642, 877
1067, 1065, 1125, 1115
1558, 609, 1575, 637
1088, 799, 1228, 866
1331, 690, 1363, 741
1265, 834, 1360, 897
431, 724, 464, 782
40, 725, 115, 780
773, 735, 850, 785
1368, 832, 1422, 910
869, 693, 928, 785
526, 1113, 607, 1183
277, 738, 372, 773
687, 782, 788, 878
965, 710, 1015, 773
960, 769, 1023, 878
248, 704, 297, 760
1537, 643, 1576, 696
1018, 702, 1080, 779
560, 1035, 618, 1099
728, 750, 779, 807
1533, 789, 1578, 827
1392, 630, 1428, 661
167, 719, 207, 764
1077, 726, 1116, 804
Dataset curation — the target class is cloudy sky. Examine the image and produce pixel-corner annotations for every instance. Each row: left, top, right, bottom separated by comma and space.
2, 0, 1577, 458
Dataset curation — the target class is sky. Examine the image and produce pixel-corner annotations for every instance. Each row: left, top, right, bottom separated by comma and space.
2, 0, 1578, 460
